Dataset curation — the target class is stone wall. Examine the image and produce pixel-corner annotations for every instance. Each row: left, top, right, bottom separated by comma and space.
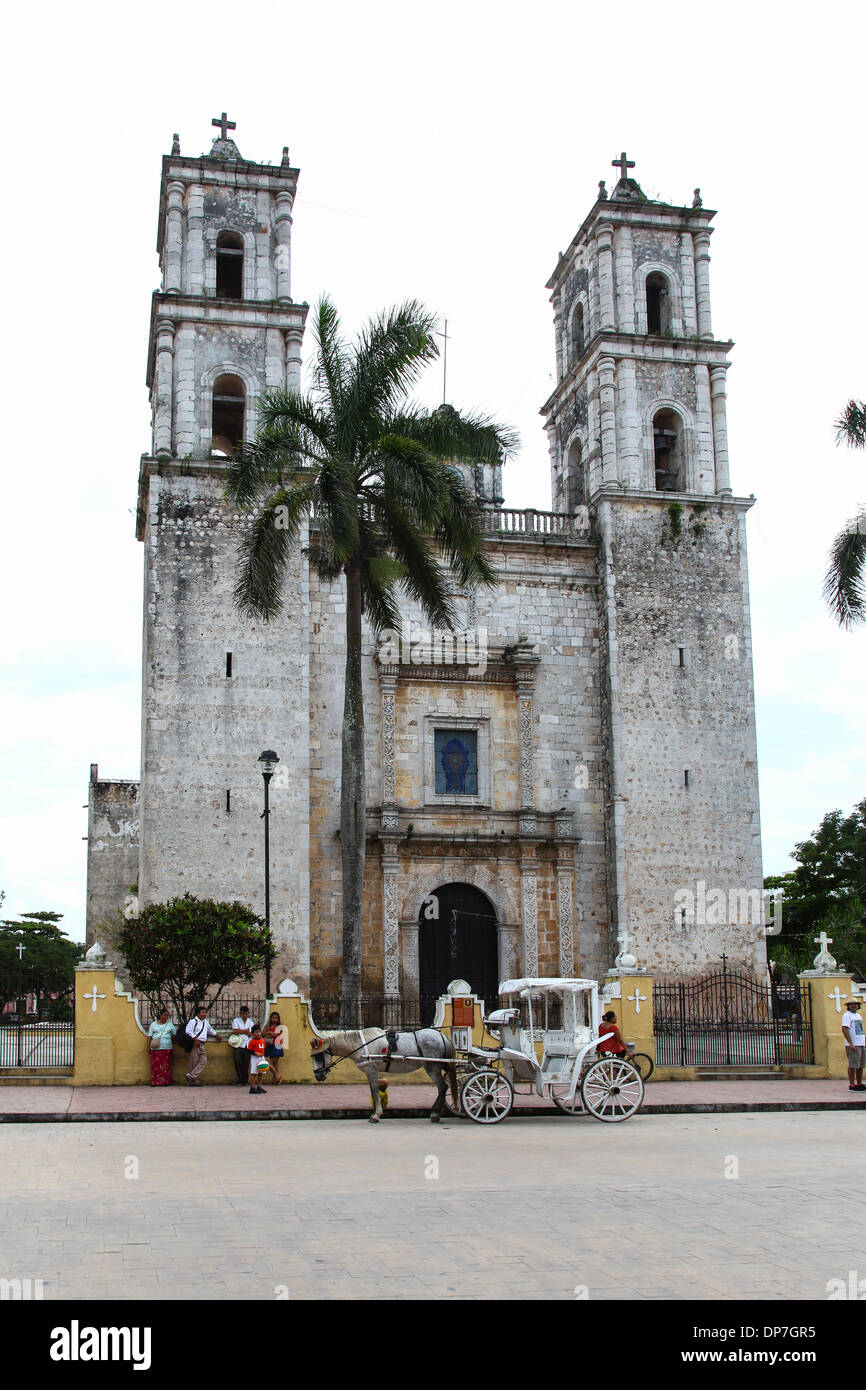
85, 766, 140, 945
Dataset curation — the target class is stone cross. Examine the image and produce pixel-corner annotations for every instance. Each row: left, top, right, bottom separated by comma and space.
815, 931, 833, 955
16, 942, 24, 961
627, 987, 647, 1015
612, 151, 635, 181
212, 112, 236, 141
83, 986, 106, 1014
827, 985, 844, 1014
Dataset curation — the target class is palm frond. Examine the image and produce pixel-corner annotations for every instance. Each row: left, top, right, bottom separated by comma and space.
233, 484, 315, 619
347, 302, 440, 432
389, 403, 520, 466
311, 297, 351, 420
836, 400, 866, 450
824, 516, 866, 628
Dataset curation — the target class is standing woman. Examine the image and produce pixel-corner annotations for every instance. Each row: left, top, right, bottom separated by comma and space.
263, 1011, 286, 1086
147, 1007, 175, 1086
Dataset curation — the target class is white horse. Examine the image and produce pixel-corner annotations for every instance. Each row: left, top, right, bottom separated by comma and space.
310, 1026, 458, 1122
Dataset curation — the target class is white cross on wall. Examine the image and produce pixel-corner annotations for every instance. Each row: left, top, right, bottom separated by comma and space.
827, 986, 843, 1014
628, 987, 647, 1015
83, 986, 106, 1013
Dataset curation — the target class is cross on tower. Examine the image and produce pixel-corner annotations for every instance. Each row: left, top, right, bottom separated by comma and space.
212, 112, 236, 141
612, 150, 635, 181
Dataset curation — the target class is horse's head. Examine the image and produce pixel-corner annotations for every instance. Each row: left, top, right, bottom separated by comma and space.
310, 1035, 332, 1082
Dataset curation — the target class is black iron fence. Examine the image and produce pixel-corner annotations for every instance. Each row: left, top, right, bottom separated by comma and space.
135, 996, 268, 1029
654, 963, 813, 1067
308, 994, 442, 1030
0, 1019, 74, 1068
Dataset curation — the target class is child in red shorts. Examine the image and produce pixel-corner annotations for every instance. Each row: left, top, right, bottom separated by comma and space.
247, 1025, 267, 1094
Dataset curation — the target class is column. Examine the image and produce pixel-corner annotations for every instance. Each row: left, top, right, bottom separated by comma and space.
520, 859, 539, 977
497, 922, 520, 982
552, 292, 563, 381
517, 672, 535, 833
614, 224, 635, 333
401, 919, 420, 1001
285, 326, 304, 393
163, 181, 185, 293
173, 324, 196, 455
694, 365, 716, 493
153, 318, 174, 456
380, 673, 398, 831
555, 811, 576, 976
616, 360, 641, 488
710, 366, 732, 494
275, 191, 294, 301
185, 185, 205, 295
693, 230, 713, 337
265, 328, 286, 391
680, 233, 697, 336
381, 843, 400, 998
596, 222, 616, 330
598, 356, 618, 485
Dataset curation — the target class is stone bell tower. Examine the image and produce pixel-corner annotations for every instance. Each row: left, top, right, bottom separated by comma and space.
135, 116, 312, 985
541, 153, 765, 974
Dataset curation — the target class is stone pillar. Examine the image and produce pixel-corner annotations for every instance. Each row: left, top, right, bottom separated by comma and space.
516, 671, 535, 833
694, 365, 716, 494
381, 842, 400, 1000
693, 230, 713, 337
680, 233, 698, 336
555, 811, 576, 976
552, 291, 563, 381
285, 326, 304, 393
710, 365, 732, 494
596, 223, 616, 330
173, 324, 196, 455
153, 318, 174, 456
598, 356, 618, 485
616, 359, 641, 488
185, 185, 205, 295
163, 180, 185, 293
614, 224, 635, 333
265, 328, 286, 391
603, 972, 655, 1063
380, 672, 397, 831
800, 972, 854, 1078
275, 191, 294, 301
520, 859, 539, 977
497, 922, 520, 982
401, 919, 420, 1000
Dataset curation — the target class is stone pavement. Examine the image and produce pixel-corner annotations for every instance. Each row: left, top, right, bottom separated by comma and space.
0, 1077, 863, 1121
0, 1112, 860, 1300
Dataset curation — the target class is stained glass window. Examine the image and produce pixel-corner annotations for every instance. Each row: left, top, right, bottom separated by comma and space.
434, 729, 478, 795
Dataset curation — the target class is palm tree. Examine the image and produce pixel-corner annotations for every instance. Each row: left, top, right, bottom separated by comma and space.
226, 297, 518, 1022
824, 399, 866, 628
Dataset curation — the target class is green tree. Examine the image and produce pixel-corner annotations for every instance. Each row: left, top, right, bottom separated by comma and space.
765, 797, 866, 971
116, 894, 273, 1023
824, 400, 866, 627
226, 297, 517, 1022
0, 911, 82, 1018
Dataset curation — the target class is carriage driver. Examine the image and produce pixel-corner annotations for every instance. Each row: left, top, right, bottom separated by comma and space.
598, 1011, 637, 1063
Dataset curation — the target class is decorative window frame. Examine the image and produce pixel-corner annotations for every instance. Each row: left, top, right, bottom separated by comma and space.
562, 427, 587, 511
645, 398, 694, 493
201, 361, 258, 456
635, 262, 684, 337
424, 714, 491, 808
204, 226, 257, 301
568, 295, 589, 366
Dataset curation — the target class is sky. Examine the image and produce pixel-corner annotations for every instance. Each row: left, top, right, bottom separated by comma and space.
1, 0, 864, 941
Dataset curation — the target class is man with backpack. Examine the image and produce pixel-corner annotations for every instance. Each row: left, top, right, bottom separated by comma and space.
184, 1005, 217, 1085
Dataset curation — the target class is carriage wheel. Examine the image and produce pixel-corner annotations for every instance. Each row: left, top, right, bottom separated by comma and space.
460, 1069, 513, 1124
550, 1082, 583, 1116
580, 1057, 644, 1122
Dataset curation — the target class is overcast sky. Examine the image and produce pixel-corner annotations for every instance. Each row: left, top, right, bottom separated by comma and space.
1, 0, 863, 940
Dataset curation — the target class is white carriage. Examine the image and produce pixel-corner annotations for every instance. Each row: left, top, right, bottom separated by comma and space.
451, 977, 645, 1124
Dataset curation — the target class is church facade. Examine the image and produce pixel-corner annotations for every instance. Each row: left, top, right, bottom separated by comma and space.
85, 123, 766, 1005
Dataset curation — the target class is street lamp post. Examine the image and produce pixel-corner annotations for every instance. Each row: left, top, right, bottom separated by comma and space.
16, 940, 25, 1068
258, 750, 279, 1000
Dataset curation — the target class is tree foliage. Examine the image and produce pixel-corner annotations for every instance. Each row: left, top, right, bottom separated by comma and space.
825, 399, 866, 627
765, 798, 866, 976
116, 894, 273, 1023
0, 911, 82, 1016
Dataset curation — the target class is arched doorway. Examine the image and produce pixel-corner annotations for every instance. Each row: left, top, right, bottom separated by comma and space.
419, 883, 498, 1022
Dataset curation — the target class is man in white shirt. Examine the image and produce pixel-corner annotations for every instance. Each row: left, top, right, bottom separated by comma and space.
185, 1005, 218, 1086
841, 998, 865, 1091
231, 1006, 254, 1086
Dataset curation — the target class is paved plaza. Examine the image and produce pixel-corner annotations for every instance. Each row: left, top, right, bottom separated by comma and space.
0, 1111, 860, 1300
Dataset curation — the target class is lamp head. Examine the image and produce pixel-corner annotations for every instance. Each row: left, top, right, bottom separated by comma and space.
258, 749, 279, 778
